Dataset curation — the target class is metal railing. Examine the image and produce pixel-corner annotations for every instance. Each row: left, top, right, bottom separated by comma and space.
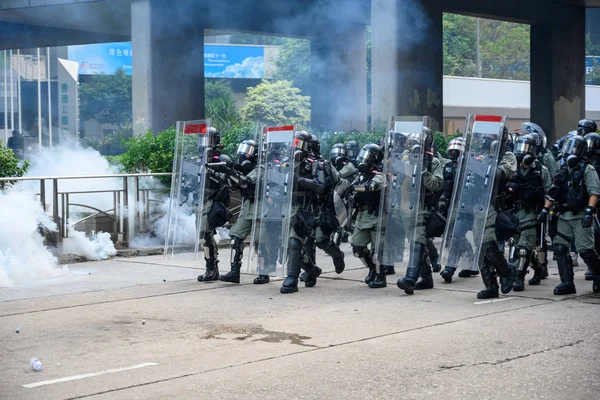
0, 172, 244, 247
0, 173, 172, 245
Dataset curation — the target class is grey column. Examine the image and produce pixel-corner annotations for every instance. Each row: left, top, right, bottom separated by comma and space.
131, 0, 205, 135
371, 0, 443, 131
311, 23, 367, 133
531, 6, 586, 145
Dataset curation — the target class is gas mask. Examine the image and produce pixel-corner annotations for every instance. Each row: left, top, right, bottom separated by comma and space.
294, 150, 306, 163
566, 155, 580, 168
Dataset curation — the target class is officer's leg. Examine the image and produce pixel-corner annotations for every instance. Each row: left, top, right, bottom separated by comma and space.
481, 211, 512, 294
458, 213, 479, 277
369, 227, 387, 289
553, 218, 576, 295
441, 213, 471, 282
478, 245, 499, 299
426, 238, 441, 273
573, 221, 600, 293
397, 239, 426, 295
415, 240, 435, 290
198, 230, 219, 282
255, 221, 277, 284
315, 226, 345, 274
281, 229, 304, 294
513, 221, 537, 291
219, 235, 243, 283
302, 234, 323, 288
351, 225, 376, 284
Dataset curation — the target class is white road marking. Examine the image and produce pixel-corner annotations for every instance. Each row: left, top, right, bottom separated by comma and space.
474, 297, 517, 305
23, 362, 158, 388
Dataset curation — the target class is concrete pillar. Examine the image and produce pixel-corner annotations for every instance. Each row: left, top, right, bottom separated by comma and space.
131, 0, 205, 135
311, 23, 367, 133
371, 0, 443, 131
531, 6, 586, 144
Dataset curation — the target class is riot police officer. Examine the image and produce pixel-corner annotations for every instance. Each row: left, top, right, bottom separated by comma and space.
197, 128, 232, 282
584, 132, 600, 281
520, 122, 558, 178
280, 131, 326, 294
396, 130, 443, 295
349, 144, 386, 288
439, 137, 477, 283
538, 135, 600, 294
345, 140, 359, 167
506, 134, 552, 291
577, 119, 598, 136
219, 140, 264, 284
475, 128, 516, 299
331, 143, 358, 244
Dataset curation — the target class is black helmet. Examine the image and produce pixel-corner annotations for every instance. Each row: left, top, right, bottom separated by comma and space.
199, 126, 221, 148
585, 133, 600, 157
563, 135, 588, 165
310, 134, 321, 157
293, 131, 312, 153
577, 119, 597, 136
514, 134, 537, 163
330, 143, 346, 163
357, 144, 383, 172
236, 139, 258, 165
505, 132, 515, 152
345, 140, 359, 159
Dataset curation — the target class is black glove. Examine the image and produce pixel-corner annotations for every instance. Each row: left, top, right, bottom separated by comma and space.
537, 207, 550, 224
582, 206, 596, 228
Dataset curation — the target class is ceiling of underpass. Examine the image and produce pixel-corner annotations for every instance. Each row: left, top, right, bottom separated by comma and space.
0, 0, 597, 40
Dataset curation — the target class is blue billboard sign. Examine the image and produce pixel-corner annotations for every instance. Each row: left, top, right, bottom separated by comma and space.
68, 42, 132, 75
68, 42, 265, 79
586, 56, 600, 84
204, 45, 264, 79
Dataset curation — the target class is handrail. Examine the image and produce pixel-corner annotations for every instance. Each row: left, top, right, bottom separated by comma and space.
0, 172, 172, 182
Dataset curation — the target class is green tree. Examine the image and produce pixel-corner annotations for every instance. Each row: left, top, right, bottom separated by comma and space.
586, 33, 600, 56
443, 14, 477, 77
205, 80, 241, 132
0, 143, 29, 190
220, 121, 260, 158
273, 39, 311, 95
241, 80, 311, 127
79, 68, 132, 127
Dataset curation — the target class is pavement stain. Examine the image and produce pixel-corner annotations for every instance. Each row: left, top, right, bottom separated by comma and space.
202, 324, 319, 348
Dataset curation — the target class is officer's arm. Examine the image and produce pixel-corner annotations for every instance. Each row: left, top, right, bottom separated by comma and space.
542, 166, 552, 194
298, 163, 326, 195
585, 165, 600, 207
339, 163, 357, 179
497, 152, 518, 179
424, 158, 443, 192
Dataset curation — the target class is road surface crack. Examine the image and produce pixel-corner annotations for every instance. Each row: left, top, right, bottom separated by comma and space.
438, 339, 584, 370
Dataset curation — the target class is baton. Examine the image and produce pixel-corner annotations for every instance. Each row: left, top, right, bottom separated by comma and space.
596, 216, 600, 230
539, 222, 544, 249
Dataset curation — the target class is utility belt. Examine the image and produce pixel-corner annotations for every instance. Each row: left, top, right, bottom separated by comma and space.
513, 201, 540, 213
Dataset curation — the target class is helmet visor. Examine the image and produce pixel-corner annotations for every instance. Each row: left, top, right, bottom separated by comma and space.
514, 141, 535, 156
236, 142, 256, 159
357, 148, 377, 165
293, 137, 310, 152
563, 140, 585, 157
330, 146, 345, 159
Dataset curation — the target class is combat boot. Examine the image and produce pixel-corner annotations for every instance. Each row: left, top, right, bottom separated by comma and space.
382, 265, 395, 275
528, 267, 542, 286
219, 263, 240, 284
415, 257, 434, 290
593, 276, 600, 294
369, 269, 387, 289
303, 266, 322, 288
458, 269, 479, 278
585, 270, 593, 281
485, 243, 513, 294
477, 263, 499, 299
198, 260, 219, 282
253, 275, 270, 284
281, 238, 303, 294
397, 242, 425, 295
578, 249, 600, 293
365, 266, 376, 284
553, 245, 576, 295
440, 266, 456, 283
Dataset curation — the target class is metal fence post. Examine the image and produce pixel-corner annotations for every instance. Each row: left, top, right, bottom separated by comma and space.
123, 177, 129, 245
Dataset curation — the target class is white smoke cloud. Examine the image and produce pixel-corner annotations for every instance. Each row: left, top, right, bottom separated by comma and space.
205, 56, 264, 78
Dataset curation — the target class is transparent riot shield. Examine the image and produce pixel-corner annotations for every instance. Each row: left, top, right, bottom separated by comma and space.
164, 120, 211, 259
247, 125, 296, 277
374, 116, 431, 273
440, 115, 506, 271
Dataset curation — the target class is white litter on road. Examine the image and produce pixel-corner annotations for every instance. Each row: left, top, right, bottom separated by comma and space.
474, 297, 517, 305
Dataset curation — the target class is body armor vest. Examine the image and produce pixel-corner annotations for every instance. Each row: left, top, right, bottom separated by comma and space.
553, 163, 589, 213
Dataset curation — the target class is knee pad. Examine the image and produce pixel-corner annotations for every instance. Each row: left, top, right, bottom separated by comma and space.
231, 235, 244, 251
553, 244, 569, 257
352, 246, 368, 259
579, 249, 600, 266
288, 237, 303, 252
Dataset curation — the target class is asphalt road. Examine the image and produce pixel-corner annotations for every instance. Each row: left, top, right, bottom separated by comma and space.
1, 247, 599, 400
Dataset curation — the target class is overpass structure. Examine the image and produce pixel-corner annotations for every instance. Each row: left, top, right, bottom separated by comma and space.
0, 0, 598, 142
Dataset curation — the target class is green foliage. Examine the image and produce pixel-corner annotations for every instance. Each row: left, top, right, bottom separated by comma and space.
443, 14, 530, 80
0, 142, 29, 190
434, 132, 460, 159
118, 127, 176, 184
79, 68, 132, 127
273, 39, 311, 95
586, 33, 600, 56
241, 80, 311, 127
